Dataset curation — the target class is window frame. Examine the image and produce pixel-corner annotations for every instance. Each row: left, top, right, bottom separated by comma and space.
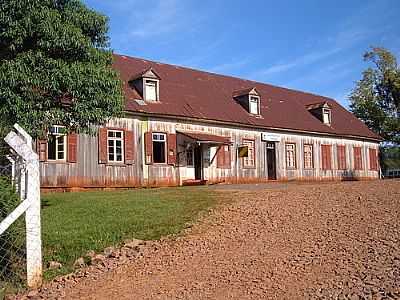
144, 79, 159, 101
248, 95, 260, 115
322, 108, 331, 125
242, 139, 256, 169
152, 132, 167, 164
303, 144, 314, 169
285, 143, 297, 169
107, 129, 124, 164
47, 125, 67, 162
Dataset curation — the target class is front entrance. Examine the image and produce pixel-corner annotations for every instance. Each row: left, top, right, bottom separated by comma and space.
266, 142, 277, 180
194, 145, 202, 180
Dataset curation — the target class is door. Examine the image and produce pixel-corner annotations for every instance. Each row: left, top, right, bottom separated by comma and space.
194, 145, 202, 180
266, 142, 277, 180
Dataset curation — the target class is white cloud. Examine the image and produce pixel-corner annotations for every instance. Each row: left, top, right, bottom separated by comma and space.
249, 26, 377, 81
129, 0, 181, 38
207, 57, 251, 74
255, 47, 343, 77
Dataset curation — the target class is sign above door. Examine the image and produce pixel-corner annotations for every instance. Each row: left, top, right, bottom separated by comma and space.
261, 133, 281, 142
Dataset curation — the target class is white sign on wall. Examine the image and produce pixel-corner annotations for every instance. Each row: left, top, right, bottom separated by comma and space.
261, 132, 281, 142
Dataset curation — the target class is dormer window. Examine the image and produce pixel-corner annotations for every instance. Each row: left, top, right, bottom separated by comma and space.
144, 79, 158, 101
233, 87, 261, 115
249, 96, 260, 115
129, 67, 161, 102
306, 102, 332, 126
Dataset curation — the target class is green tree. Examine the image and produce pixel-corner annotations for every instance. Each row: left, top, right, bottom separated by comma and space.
0, 0, 124, 139
349, 47, 400, 145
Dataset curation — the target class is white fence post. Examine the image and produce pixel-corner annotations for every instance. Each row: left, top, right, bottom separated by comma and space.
2, 124, 42, 288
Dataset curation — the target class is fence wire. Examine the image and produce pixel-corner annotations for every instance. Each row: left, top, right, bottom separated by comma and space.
0, 153, 28, 293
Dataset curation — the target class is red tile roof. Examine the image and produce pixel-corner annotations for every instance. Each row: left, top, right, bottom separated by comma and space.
113, 54, 381, 141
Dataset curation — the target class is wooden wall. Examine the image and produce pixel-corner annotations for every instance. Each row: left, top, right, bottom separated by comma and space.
40, 116, 380, 189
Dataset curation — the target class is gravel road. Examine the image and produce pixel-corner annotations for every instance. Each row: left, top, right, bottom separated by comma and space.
36, 180, 400, 299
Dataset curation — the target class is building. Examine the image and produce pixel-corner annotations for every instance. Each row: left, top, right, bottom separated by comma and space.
38, 54, 382, 190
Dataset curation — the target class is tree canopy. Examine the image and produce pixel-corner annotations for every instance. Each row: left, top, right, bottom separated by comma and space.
0, 0, 124, 138
349, 47, 400, 145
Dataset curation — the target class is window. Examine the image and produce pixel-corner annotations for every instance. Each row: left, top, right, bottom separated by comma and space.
369, 148, 378, 170
337, 145, 346, 170
322, 108, 331, 125
243, 140, 255, 168
303, 144, 313, 169
153, 133, 166, 163
249, 96, 259, 114
145, 80, 158, 101
107, 130, 124, 163
285, 143, 296, 168
321, 145, 332, 170
47, 125, 67, 161
186, 148, 194, 166
353, 146, 363, 170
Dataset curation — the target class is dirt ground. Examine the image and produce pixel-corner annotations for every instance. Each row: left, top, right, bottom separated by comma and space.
33, 180, 400, 299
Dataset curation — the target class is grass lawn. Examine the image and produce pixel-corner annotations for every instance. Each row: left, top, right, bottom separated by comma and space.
41, 187, 217, 279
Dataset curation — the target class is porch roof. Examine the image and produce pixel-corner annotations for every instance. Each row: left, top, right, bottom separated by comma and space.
177, 131, 231, 145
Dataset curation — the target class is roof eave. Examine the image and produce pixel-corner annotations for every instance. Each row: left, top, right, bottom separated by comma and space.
124, 110, 382, 143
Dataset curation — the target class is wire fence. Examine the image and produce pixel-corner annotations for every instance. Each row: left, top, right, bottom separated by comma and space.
0, 153, 27, 294
0, 125, 43, 296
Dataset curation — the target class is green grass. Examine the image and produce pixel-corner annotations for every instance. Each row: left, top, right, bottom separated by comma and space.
41, 187, 217, 279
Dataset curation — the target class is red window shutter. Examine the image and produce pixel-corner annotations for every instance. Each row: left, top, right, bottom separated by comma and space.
224, 145, 231, 168
354, 147, 362, 170
144, 132, 153, 164
37, 139, 47, 162
217, 145, 231, 169
67, 133, 78, 163
326, 145, 332, 170
321, 145, 332, 170
321, 145, 326, 170
369, 148, 377, 170
98, 128, 108, 164
216, 146, 224, 168
124, 130, 134, 165
167, 133, 177, 165
337, 145, 346, 170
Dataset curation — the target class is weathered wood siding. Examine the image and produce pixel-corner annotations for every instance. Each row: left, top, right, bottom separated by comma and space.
40, 118, 144, 188
40, 115, 380, 189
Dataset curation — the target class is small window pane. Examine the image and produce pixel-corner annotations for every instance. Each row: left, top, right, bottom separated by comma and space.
58, 151, 64, 160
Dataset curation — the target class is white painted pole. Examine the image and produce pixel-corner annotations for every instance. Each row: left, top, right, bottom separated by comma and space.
4, 126, 42, 288
25, 154, 42, 288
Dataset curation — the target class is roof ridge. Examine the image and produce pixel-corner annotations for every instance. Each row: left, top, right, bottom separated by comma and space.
113, 53, 335, 102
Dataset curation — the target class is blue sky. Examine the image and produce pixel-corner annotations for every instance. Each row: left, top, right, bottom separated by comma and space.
85, 0, 400, 107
